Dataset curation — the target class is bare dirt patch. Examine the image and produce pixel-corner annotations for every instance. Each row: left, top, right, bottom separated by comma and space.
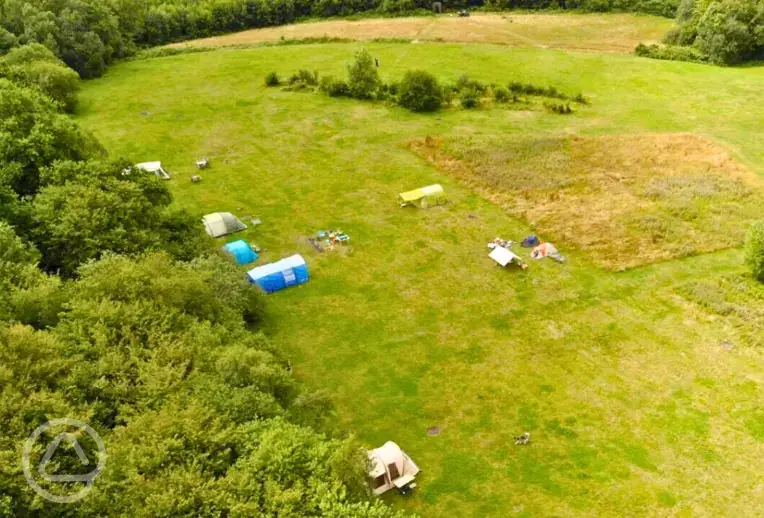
410, 133, 764, 269
168, 13, 671, 53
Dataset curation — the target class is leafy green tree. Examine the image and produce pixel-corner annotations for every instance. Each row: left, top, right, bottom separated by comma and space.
745, 220, 764, 282
346, 48, 380, 100
0, 44, 81, 111
31, 161, 204, 276
0, 79, 103, 196
397, 70, 443, 112
695, 0, 764, 64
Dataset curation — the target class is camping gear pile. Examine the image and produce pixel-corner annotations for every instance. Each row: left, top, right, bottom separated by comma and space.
368, 442, 420, 496
487, 235, 564, 270
487, 237, 515, 250
309, 229, 350, 252
514, 432, 531, 445
521, 234, 540, 248
246, 254, 309, 294
531, 242, 565, 263
398, 184, 447, 208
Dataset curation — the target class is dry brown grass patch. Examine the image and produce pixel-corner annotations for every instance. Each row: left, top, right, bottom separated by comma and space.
409, 133, 764, 269
168, 13, 671, 53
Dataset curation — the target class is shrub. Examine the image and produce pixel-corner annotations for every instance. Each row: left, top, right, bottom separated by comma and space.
265, 71, 280, 86
494, 86, 510, 103
573, 92, 590, 105
455, 74, 487, 94
319, 75, 351, 97
745, 220, 764, 282
289, 69, 318, 86
346, 48, 380, 99
460, 89, 479, 109
545, 102, 573, 114
397, 70, 443, 112
635, 43, 708, 63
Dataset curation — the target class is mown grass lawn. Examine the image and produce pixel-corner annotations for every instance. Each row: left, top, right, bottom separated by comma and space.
77, 41, 764, 517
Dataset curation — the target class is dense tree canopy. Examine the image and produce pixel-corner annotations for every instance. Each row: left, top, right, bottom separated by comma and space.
0, 43, 81, 111
0, 78, 102, 196
0, 253, 406, 517
666, 0, 763, 64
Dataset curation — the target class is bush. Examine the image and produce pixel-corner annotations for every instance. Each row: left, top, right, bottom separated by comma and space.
289, 69, 318, 86
494, 86, 510, 103
346, 48, 380, 100
319, 75, 351, 97
545, 102, 573, 114
460, 89, 479, 109
745, 220, 764, 282
635, 43, 708, 63
397, 70, 443, 112
573, 92, 590, 105
265, 71, 280, 86
455, 74, 486, 94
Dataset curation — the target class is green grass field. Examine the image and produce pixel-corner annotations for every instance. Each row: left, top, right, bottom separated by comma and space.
77, 37, 764, 517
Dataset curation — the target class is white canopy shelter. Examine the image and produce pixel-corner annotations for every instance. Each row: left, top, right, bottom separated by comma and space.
368, 441, 420, 495
203, 212, 247, 238
135, 161, 171, 180
489, 246, 520, 267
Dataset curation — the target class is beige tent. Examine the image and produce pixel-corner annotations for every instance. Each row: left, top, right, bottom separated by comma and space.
368, 441, 420, 495
203, 212, 247, 238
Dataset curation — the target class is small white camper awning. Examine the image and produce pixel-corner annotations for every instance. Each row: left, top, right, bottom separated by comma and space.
135, 161, 171, 180
489, 246, 520, 267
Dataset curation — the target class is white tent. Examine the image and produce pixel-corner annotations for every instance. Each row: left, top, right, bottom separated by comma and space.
135, 161, 171, 180
368, 442, 420, 495
203, 212, 247, 238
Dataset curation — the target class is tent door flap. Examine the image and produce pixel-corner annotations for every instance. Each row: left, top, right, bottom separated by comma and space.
282, 269, 296, 285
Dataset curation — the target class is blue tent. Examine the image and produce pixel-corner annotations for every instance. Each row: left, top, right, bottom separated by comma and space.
223, 240, 258, 265
246, 254, 309, 293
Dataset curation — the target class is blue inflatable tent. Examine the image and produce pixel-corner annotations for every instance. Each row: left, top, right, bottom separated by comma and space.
223, 240, 258, 265
246, 254, 309, 293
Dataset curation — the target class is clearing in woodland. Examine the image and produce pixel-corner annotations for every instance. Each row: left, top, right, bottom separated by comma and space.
78, 20, 764, 517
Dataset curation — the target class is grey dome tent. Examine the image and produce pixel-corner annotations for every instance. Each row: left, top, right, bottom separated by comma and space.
203, 212, 247, 238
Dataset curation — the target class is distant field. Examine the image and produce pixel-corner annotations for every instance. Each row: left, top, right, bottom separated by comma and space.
412, 133, 764, 269
169, 13, 673, 53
